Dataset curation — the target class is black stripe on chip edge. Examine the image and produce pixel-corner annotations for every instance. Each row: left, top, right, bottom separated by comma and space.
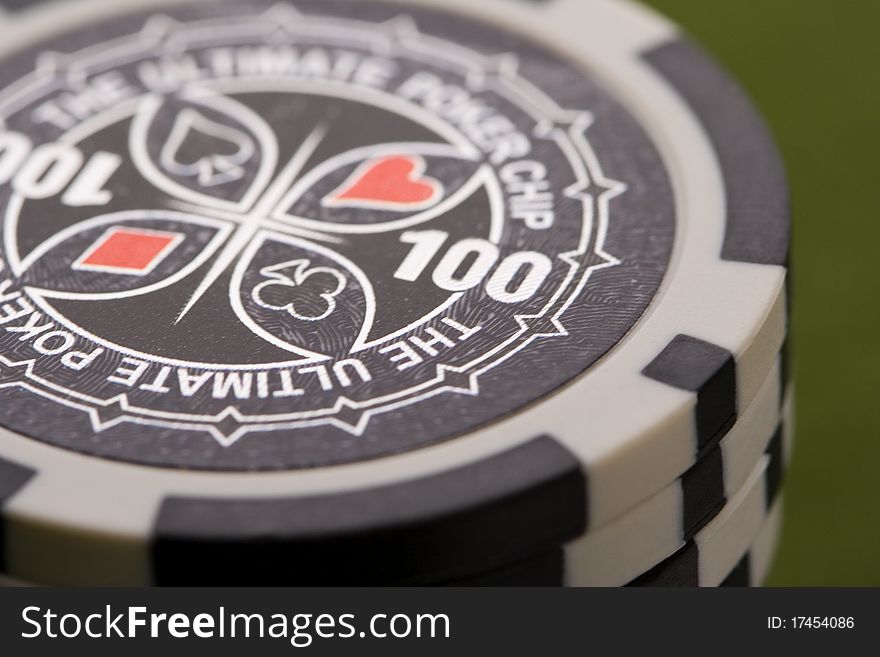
643, 39, 790, 267
152, 435, 586, 586
642, 334, 737, 454
0, 456, 36, 574
627, 540, 699, 587
680, 443, 726, 541
673, 332, 791, 539
720, 554, 751, 587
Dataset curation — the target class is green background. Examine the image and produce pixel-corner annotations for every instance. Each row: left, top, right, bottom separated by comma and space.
642, 0, 880, 585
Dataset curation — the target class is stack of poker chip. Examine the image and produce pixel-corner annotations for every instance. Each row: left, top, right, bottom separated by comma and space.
0, 0, 790, 586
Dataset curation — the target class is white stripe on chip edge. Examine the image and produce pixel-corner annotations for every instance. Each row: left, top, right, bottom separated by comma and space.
693, 456, 772, 587
0, 0, 786, 584
744, 388, 792, 586
749, 497, 783, 587
564, 357, 782, 586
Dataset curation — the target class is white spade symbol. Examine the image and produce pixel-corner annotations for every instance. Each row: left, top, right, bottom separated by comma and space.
160, 109, 255, 187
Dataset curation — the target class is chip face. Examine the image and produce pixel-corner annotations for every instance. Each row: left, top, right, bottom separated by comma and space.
0, 0, 676, 469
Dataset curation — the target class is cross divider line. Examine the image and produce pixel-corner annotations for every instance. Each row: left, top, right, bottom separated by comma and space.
169, 201, 344, 245
174, 123, 329, 324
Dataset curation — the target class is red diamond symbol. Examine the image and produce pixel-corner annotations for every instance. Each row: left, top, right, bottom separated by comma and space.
74, 227, 183, 276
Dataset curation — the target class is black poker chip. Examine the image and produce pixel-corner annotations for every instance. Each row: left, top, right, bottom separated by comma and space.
0, 0, 790, 586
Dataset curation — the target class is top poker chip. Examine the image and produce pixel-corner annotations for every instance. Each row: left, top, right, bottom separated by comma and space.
0, 0, 789, 585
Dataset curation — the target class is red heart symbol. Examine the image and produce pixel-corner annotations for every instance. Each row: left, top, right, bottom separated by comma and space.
326, 155, 442, 210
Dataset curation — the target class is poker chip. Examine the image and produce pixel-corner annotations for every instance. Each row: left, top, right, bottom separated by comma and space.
565, 364, 788, 586
447, 499, 784, 588
0, 0, 790, 586
448, 379, 791, 588
627, 391, 792, 588
628, 453, 783, 587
